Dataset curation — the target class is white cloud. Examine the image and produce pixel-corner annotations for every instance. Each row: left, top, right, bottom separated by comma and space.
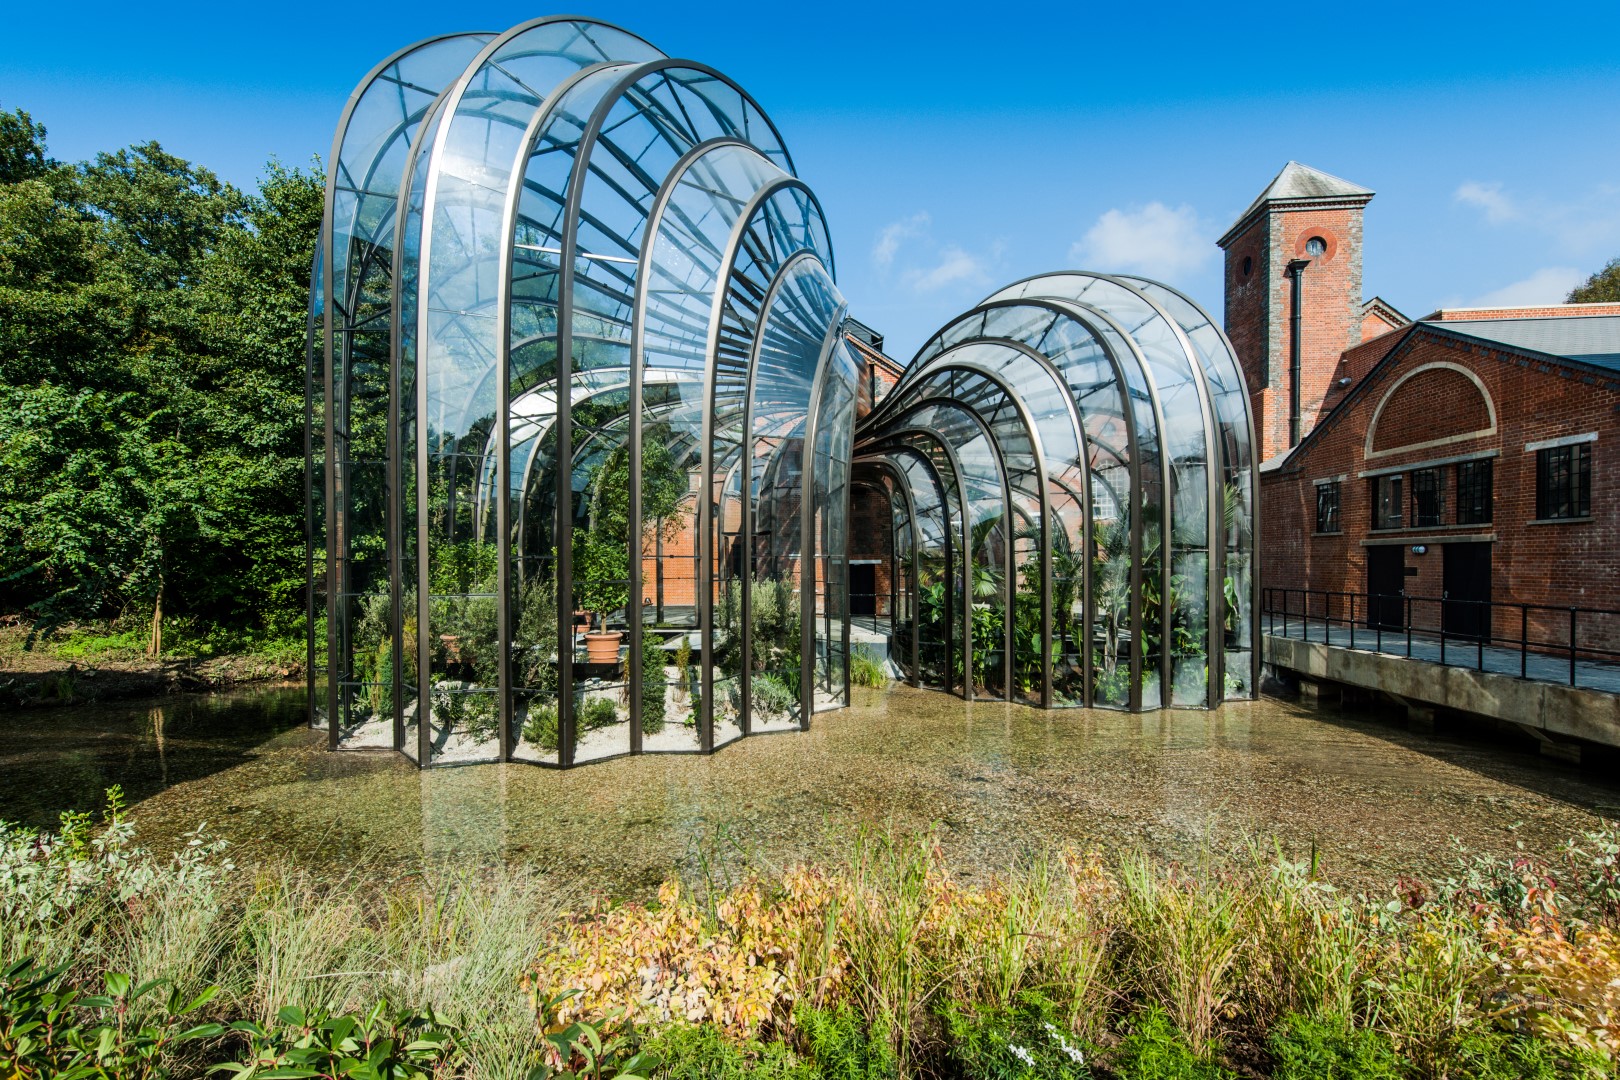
1455, 181, 1519, 224
902, 245, 992, 293
1454, 180, 1620, 255
1468, 266, 1585, 307
1069, 202, 1214, 281
872, 211, 930, 269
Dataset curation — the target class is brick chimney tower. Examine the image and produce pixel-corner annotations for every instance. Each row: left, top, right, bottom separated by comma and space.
1218, 162, 1373, 462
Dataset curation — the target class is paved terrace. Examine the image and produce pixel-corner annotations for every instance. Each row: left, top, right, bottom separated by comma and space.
1263, 618, 1620, 760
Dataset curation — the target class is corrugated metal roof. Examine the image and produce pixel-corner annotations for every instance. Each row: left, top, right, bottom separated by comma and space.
1428, 315, 1620, 370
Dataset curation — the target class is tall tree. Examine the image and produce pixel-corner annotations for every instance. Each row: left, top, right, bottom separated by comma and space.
1569, 257, 1620, 303
0, 105, 323, 647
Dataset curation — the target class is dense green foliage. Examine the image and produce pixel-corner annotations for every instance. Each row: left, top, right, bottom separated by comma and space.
0, 104, 321, 646
1569, 257, 1620, 303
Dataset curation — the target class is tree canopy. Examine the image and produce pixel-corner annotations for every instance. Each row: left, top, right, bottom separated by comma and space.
1568, 257, 1620, 303
0, 104, 322, 645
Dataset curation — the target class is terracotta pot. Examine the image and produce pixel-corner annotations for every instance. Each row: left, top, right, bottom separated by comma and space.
584, 630, 623, 664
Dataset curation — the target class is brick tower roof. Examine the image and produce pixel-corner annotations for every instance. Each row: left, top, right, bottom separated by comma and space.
1218, 161, 1374, 247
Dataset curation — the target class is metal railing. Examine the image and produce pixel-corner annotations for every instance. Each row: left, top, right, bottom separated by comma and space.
1262, 587, 1620, 687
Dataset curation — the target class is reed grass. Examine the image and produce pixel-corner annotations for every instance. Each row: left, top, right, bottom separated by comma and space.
2, 794, 1616, 1078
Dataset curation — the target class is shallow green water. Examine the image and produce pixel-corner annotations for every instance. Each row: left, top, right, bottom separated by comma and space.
3, 684, 1616, 898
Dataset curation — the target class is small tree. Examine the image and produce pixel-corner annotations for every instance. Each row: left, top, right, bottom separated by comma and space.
572, 426, 689, 631
1568, 257, 1620, 303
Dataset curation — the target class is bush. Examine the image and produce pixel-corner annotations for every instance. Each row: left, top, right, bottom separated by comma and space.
523, 701, 561, 751
942, 993, 1091, 1079
581, 696, 619, 732
849, 647, 887, 689
646, 1022, 811, 1079
642, 633, 668, 735
1266, 1013, 1403, 1080
1110, 1006, 1234, 1080
795, 1004, 895, 1080
751, 673, 797, 718
213, 1000, 463, 1079
0, 959, 223, 1079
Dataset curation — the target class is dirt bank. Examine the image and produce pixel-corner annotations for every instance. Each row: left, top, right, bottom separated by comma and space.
0, 637, 303, 709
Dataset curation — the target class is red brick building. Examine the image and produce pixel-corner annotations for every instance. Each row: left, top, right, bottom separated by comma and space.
1223, 162, 1620, 647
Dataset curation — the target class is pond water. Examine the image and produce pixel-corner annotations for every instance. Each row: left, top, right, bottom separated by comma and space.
3, 684, 1617, 898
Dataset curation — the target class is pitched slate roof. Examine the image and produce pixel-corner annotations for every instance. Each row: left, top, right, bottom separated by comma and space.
1218, 162, 1375, 247
1426, 315, 1620, 371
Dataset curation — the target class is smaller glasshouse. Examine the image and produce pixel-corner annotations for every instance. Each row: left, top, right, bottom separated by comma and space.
307, 16, 1258, 768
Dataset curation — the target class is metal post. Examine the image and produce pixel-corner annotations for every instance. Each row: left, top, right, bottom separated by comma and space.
1569, 607, 1578, 686
1477, 606, 1484, 672
1348, 593, 1355, 649
1520, 606, 1528, 679
1439, 600, 1446, 666
1405, 597, 1412, 657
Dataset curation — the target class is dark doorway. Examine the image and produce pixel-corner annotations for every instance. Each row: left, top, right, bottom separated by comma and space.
1367, 545, 1405, 629
1442, 542, 1492, 641
849, 563, 877, 617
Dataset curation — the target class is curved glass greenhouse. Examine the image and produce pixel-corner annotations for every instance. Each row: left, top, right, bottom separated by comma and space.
308, 18, 1257, 767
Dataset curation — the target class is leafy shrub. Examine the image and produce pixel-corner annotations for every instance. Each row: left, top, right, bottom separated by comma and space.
642, 634, 667, 735
0, 959, 222, 1079
645, 1022, 810, 1079
581, 696, 619, 732
213, 1000, 463, 1079
751, 673, 797, 718
1109, 1006, 1233, 1080
794, 1004, 895, 1080
0, 787, 230, 970
848, 648, 888, 689
942, 993, 1091, 1079
1445, 1026, 1594, 1079
524, 701, 561, 752
525, 871, 846, 1040
1266, 1012, 1403, 1080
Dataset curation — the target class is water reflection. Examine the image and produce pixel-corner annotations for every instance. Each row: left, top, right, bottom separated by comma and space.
1, 684, 1616, 898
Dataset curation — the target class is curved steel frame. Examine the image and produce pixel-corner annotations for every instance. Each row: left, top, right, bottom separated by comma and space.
310, 20, 1260, 769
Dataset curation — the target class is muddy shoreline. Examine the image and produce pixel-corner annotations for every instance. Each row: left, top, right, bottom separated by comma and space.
0, 651, 303, 708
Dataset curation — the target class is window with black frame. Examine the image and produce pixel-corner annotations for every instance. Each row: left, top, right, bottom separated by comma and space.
1315, 481, 1340, 534
1456, 459, 1492, 524
1411, 467, 1444, 528
1536, 443, 1592, 519
1371, 474, 1403, 530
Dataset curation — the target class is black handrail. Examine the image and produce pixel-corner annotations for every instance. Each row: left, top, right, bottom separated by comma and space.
1261, 586, 1620, 688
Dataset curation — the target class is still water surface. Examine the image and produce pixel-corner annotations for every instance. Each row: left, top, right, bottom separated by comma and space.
2, 685, 1616, 898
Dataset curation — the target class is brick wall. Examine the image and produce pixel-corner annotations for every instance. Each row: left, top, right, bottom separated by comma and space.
1261, 330, 1620, 653
1224, 204, 1366, 461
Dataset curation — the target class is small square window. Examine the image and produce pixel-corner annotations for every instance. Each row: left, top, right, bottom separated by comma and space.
1371, 474, 1403, 530
1537, 444, 1591, 519
1411, 468, 1444, 528
1315, 481, 1340, 534
1456, 460, 1493, 525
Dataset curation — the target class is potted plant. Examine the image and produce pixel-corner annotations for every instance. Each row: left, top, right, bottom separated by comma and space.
573, 430, 690, 666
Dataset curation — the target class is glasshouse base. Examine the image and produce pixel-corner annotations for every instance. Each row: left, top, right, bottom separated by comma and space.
307, 17, 1259, 767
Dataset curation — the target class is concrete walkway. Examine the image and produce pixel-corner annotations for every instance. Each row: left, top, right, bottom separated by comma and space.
1264, 618, 1620, 694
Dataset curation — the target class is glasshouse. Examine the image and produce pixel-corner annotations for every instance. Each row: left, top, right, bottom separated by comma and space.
308, 16, 1258, 767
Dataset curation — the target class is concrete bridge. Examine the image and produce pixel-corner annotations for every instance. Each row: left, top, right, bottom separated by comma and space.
1263, 621, 1620, 764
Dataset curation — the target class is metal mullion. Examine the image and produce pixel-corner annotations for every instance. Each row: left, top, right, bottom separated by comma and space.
798, 312, 849, 725
697, 178, 825, 743
866, 428, 971, 698
739, 251, 821, 736
630, 136, 762, 752
1158, 289, 1263, 701
420, 18, 658, 767
393, 89, 454, 767
1102, 276, 1223, 709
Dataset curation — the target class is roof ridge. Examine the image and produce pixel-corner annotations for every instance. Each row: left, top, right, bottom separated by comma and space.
1219, 161, 1374, 247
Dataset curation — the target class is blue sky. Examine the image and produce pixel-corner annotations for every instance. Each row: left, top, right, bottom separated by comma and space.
5, 1, 1618, 357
